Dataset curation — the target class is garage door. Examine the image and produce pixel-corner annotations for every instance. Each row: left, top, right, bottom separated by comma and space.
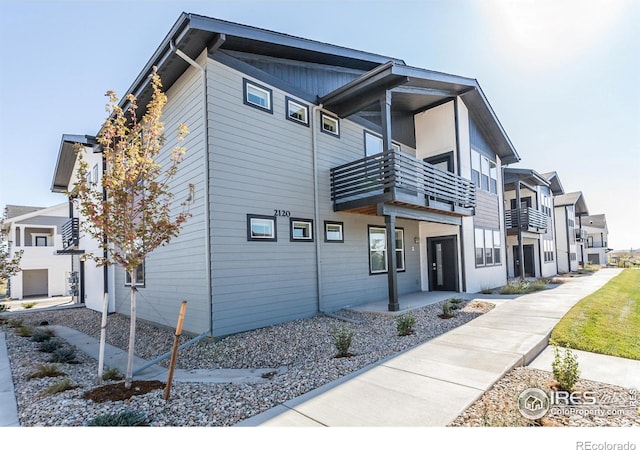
587, 254, 600, 265
22, 269, 48, 297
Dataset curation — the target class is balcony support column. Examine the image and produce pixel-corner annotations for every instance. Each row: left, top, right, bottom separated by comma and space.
515, 180, 525, 280
385, 214, 400, 311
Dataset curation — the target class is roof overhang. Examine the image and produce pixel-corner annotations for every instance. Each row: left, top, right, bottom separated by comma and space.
503, 168, 550, 191
122, 12, 404, 116
51, 134, 98, 194
541, 171, 565, 195
318, 62, 520, 165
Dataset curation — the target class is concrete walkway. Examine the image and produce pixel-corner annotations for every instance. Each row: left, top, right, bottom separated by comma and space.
238, 268, 636, 426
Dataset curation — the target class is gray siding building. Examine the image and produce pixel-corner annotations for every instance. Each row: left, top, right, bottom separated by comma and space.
52, 13, 520, 337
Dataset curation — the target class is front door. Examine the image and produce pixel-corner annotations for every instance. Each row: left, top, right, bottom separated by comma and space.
513, 244, 535, 278
428, 236, 458, 291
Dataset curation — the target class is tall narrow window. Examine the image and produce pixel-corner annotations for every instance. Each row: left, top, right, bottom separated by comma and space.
471, 150, 481, 187
493, 230, 501, 264
475, 227, 484, 266
368, 226, 405, 274
484, 229, 493, 265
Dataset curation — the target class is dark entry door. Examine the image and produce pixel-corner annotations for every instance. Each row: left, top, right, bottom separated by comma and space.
428, 236, 458, 291
513, 244, 535, 278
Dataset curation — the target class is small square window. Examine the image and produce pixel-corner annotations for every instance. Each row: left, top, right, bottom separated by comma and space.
247, 214, 277, 241
321, 113, 340, 137
125, 261, 145, 287
324, 221, 344, 243
243, 79, 273, 113
290, 218, 313, 242
285, 97, 309, 126
35, 236, 48, 247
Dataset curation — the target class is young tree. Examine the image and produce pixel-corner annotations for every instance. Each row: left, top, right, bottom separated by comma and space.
73, 67, 190, 388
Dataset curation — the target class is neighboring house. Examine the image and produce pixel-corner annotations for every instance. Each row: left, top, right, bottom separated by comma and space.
51, 13, 521, 337
0, 203, 72, 299
581, 214, 611, 266
51, 134, 116, 312
503, 168, 558, 279
552, 191, 588, 273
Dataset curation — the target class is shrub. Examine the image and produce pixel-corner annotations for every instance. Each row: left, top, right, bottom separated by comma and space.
551, 344, 580, 392
480, 286, 494, 294
499, 279, 548, 295
41, 378, 76, 396
28, 364, 65, 380
7, 318, 23, 328
17, 325, 33, 337
22, 302, 36, 309
331, 324, 355, 357
49, 347, 79, 364
102, 367, 123, 381
0, 302, 8, 313
39, 339, 64, 353
441, 300, 454, 318
396, 312, 416, 336
31, 328, 56, 342
86, 410, 147, 427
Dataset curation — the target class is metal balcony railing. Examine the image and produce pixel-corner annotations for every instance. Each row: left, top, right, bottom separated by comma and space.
330, 150, 476, 216
61, 218, 79, 250
505, 207, 548, 233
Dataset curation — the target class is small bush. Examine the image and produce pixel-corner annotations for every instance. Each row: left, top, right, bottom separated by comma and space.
441, 300, 455, 318
86, 410, 147, 427
22, 302, 36, 309
102, 367, 123, 381
31, 328, 56, 342
499, 279, 548, 295
49, 347, 79, 364
39, 339, 64, 353
7, 318, 23, 328
28, 364, 65, 380
331, 324, 355, 357
396, 312, 416, 336
0, 302, 8, 312
17, 325, 33, 337
41, 378, 76, 396
480, 286, 494, 294
551, 344, 580, 392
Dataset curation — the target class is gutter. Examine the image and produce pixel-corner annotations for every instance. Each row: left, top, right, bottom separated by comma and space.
312, 104, 323, 313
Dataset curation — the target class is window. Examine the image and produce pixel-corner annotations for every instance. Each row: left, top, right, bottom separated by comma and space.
368, 226, 404, 274
125, 261, 145, 287
544, 239, 554, 262
35, 236, 48, 247
475, 227, 502, 267
471, 149, 497, 194
92, 164, 99, 185
243, 79, 272, 113
247, 214, 277, 241
285, 97, 309, 126
324, 221, 344, 243
364, 131, 400, 157
290, 218, 313, 242
321, 113, 340, 137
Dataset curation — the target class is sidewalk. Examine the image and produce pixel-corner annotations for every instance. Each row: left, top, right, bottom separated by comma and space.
238, 268, 636, 426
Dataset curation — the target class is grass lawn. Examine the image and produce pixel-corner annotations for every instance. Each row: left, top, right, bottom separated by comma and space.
550, 269, 640, 360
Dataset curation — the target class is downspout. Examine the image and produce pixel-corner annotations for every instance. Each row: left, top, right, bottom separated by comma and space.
453, 97, 466, 292
565, 207, 571, 272
312, 104, 324, 314
171, 39, 217, 336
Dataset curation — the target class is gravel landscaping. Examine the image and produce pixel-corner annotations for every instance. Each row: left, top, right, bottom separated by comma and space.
1, 299, 637, 427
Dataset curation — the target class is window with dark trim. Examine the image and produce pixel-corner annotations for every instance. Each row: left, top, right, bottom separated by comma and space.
125, 261, 145, 287
320, 113, 340, 137
368, 226, 405, 274
285, 97, 309, 126
290, 218, 314, 242
34, 236, 48, 247
324, 221, 344, 243
247, 214, 277, 241
475, 227, 502, 267
471, 149, 497, 194
243, 79, 273, 113
544, 239, 554, 262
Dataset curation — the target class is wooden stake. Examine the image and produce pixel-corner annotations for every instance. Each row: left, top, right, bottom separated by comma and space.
164, 301, 187, 400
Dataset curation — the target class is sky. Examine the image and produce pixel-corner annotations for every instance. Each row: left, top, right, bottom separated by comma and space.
0, 0, 638, 252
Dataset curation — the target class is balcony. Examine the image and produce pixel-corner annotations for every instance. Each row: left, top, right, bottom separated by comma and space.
330, 150, 476, 217
576, 229, 588, 241
61, 218, 79, 250
505, 207, 548, 234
